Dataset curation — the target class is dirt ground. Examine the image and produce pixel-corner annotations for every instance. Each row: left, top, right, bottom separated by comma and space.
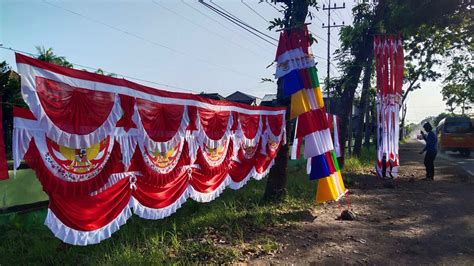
252, 140, 474, 265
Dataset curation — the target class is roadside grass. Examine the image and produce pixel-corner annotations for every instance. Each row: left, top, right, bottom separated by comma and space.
342, 147, 376, 186
0, 150, 376, 264
0, 155, 316, 264
344, 147, 376, 172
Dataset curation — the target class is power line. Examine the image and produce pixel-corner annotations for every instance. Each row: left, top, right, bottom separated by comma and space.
322, 0, 346, 113
241, 0, 269, 23
199, 1, 277, 46
42, 0, 261, 80
333, 8, 345, 22
311, 9, 326, 25
309, 29, 339, 49
180, 0, 270, 52
206, 0, 278, 42
314, 53, 327, 61
151, 0, 267, 60
265, 0, 283, 13
0, 45, 200, 93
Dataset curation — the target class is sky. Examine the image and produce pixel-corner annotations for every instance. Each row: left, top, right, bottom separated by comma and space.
1, 0, 447, 123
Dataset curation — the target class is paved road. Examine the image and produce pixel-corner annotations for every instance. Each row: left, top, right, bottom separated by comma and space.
438, 151, 474, 177
255, 140, 474, 265
416, 138, 474, 177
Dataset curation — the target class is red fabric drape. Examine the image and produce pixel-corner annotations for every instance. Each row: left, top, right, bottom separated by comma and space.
186, 106, 198, 131
228, 141, 261, 183
327, 114, 334, 134
129, 142, 191, 187
191, 140, 235, 194
195, 140, 234, 176
24, 138, 124, 196
13, 106, 36, 119
267, 114, 283, 136
296, 109, 329, 138
36, 77, 115, 135
190, 170, 228, 193
383, 41, 389, 95
198, 108, 230, 140
133, 172, 189, 209
239, 113, 260, 139
229, 158, 254, 183
396, 38, 404, 94
137, 99, 184, 142
116, 94, 137, 131
231, 112, 239, 131
12, 53, 288, 245
254, 151, 276, 174
0, 97, 8, 180
49, 177, 131, 231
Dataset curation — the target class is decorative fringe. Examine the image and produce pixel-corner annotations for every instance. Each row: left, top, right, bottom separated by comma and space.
44, 205, 132, 246
130, 194, 188, 220
24, 139, 124, 196
115, 128, 138, 170
130, 142, 190, 188
195, 139, 233, 176
26, 94, 122, 149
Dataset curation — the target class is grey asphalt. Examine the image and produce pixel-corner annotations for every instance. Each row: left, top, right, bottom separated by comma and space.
437, 151, 474, 177
416, 138, 474, 177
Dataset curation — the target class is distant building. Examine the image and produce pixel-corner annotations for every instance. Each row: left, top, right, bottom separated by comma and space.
260, 94, 277, 106
199, 92, 225, 101
226, 91, 261, 106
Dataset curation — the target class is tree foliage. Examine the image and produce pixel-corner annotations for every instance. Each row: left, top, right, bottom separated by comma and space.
36, 46, 73, 68
441, 50, 473, 115
266, 0, 318, 30
330, 0, 472, 158
1, 61, 25, 159
400, 0, 472, 104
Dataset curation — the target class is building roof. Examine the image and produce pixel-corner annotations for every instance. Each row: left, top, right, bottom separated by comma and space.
226, 91, 259, 105
199, 92, 225, 101
261, 94, 277, 102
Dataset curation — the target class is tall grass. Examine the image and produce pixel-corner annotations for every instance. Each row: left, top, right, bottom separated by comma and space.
343, 147, 376, 173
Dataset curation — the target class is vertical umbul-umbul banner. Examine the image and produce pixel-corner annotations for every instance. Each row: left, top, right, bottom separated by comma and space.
14, 53, 286, 245
275, 26, 347, 203
374, 35, 404, 179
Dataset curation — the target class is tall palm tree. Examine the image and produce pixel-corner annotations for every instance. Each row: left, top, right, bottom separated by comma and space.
35, 46, 73, 68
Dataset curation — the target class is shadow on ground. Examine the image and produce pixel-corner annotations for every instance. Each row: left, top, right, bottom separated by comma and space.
253, 140, 474, 265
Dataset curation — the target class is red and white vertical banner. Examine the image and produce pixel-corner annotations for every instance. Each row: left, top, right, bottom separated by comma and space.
374, 35, 404, 178
0, 97, 9, 180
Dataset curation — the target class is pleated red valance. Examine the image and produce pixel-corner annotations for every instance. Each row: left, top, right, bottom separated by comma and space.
14, 53, 286, 245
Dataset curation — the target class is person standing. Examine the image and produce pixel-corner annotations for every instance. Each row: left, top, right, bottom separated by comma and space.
420, 122, 437, 180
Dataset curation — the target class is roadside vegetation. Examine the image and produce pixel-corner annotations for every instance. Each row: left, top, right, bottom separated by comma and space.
0, 149, 374, 264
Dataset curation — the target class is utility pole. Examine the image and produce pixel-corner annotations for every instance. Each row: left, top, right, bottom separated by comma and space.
322, 0, 345, 113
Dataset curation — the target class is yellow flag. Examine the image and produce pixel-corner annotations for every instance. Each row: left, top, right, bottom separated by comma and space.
315, 171, 347, 203
314, 87, 325, 108
290, 87, 325, 119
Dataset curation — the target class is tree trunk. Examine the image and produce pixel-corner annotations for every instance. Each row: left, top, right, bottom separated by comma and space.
348, 106, 353, 156
338, 0, 387, 167
263, 78, 290, 201
263, 0, 309, 202
399, 103, 407, 140
338, 57, 369, 166
353, 52, 374, 157
364, 101, 371, 150
263, 140, 289, 200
